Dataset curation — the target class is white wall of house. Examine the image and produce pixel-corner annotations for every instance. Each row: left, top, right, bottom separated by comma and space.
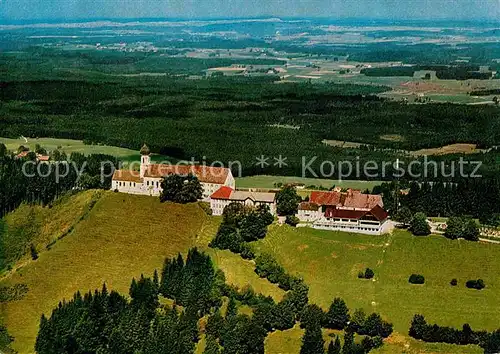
210, 199, 232, 216
311, 218, 386, 235
297, 209, 322, 222
210, 198, 277, 216
112, 180, 145, 195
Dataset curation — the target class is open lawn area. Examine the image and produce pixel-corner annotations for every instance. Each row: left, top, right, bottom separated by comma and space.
0, 192, 206, 353
253, 225, 500, 353
0, 192, 283, 353
235, 175, 381, 191
2, 192, 498, 353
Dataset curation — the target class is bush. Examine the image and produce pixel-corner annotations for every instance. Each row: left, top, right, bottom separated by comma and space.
450, 278, 458, 286
410, 212, 431, 236
240, 243, 255, 260
364, 268, 375, 279
358, 268, 374, 279
285, 215, 300, 227
466, 279, 485, 290
409, 274, 425, 284
198, 201, 212, 215
445, 216, 479, 241
30, 244, 38, 261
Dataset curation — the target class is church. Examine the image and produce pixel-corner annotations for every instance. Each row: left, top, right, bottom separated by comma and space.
111, 144, 235, 200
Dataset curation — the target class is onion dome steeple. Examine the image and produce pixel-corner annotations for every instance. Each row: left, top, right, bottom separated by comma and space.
140, 143, 150, 156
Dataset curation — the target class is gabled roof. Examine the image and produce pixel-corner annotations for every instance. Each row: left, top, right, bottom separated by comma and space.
210, 186, 233, 199
369, 205, 389, 221
210, 187, 276, 203
310, 190, 383, 210
299, 202, 320, 211
112, 170, 142, 183
144, 164, 229, 184
324, 205, 388, 221
231, 190, 276, 203
310, 191, 342, 206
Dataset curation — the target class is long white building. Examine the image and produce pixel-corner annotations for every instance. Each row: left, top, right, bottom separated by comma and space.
297, 190, 389, 235
111, 144, 235, 200
210, 186, 277, 216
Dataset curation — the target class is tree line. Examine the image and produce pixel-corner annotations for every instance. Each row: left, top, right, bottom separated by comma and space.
376, 177, 500, 220
0, 145, 117, 219
2, 72, 500, 179
209, 202, 274, 259
409, 315, 500, 353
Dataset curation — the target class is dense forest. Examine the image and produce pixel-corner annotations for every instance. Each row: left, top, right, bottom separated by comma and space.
375, 177, 500, 219
1, 61, 500, 179
0, 149, 116, 218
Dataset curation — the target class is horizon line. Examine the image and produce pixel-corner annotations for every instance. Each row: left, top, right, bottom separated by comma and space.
1, 16, 499, 25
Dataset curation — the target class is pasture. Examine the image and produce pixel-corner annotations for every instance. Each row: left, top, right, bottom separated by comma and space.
252, 225, 500, 353
235, 175, 382, 191
0, 192, 206, 353
0, 137, 175, 164
2, 192, 499, 353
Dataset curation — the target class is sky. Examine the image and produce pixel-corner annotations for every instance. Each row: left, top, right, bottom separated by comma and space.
1, 0, 499, 22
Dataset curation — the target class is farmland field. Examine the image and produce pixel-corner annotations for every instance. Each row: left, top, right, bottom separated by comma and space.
235, 175, 382, 190
252, 225, 500, 353
0, 137, 173, 164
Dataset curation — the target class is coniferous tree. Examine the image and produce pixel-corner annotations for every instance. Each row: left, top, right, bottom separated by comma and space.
324, 298, 350, 330
206, 309, 224, 338
300, 323, 325, 354
342, 330, 355, 354
226, 297, 238, 319
300, 304, 326, 330
327, 336, 341, 354
204, 334, 221, 354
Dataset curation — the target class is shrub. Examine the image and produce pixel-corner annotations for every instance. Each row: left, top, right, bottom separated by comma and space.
450, 278, 458, 286
409, 274, 425, 284
285, 215, 300, 227
240, 243, 255, 260
466, 279, 485, 290
198, 201, 213, 215
358, 268, 374, 279
410, 212, 431, 236
30, 244, 39, 261
445, 216, 479, 241
364, 268, 375, 279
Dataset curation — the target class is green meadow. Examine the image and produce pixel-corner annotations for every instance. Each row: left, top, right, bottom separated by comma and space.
1, 191, 498, 353
0, 137, 174, 164
235, 175, 381, 191
253, 225, 500, 353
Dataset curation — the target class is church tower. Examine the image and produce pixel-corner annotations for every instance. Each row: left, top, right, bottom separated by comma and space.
140, 143, 151, 178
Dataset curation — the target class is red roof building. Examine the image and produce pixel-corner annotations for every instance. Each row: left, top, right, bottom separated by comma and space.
298, 189, 388, 235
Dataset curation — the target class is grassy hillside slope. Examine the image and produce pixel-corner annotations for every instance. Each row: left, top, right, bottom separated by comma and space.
0, 190, 102, 273
254, 225, 500, 353
2, 192, 498, 353
1, 192, 206, 353
0, 192, 284, 353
